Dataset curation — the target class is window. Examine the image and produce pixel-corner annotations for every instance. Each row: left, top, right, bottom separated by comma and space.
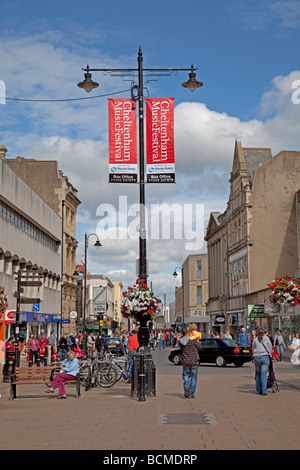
197, 285, 202, 305
0, 200, 58, 251
196, 260, 202, 279
230, 255, 248, 297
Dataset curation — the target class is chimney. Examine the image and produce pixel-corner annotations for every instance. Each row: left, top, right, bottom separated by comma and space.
0, 144, 7, 159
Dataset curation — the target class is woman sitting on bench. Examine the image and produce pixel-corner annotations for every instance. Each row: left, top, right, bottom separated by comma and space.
45, 350, 79, 399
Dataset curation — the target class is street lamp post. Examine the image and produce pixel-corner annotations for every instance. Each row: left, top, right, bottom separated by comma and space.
173, 266, 185, 326
77, 47, 203, 284
83, 233, 102, 355
78, 47, 202, 399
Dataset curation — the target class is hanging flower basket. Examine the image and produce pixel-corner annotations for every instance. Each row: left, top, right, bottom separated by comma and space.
0, 286, 8, 313
267, 275, 300, 306
121, 278, 163, 322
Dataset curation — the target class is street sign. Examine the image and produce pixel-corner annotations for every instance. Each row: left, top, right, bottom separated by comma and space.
33, 304, 40, 312
70, 311, 77, 319
19, 281, 42, 287
94, 301, 107, 313
20, 298, 41, 304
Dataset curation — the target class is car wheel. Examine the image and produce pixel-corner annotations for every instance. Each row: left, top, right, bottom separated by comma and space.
173, 354, 181, 365
215, 355, 226, 367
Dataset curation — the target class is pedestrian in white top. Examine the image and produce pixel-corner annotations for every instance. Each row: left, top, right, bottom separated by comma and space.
290, 333, 300, 364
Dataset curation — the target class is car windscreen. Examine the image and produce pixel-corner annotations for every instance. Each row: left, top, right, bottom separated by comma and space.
105, 338, 121, 345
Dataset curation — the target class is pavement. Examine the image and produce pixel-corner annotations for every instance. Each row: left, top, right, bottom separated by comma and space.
0, 348, 300, 453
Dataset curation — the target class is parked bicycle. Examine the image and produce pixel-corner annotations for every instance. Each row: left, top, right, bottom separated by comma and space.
97, 354, 132, 386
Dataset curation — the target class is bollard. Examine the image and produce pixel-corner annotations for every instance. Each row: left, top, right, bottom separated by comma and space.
131, 353, 156, 398
29, 347, 33, 367
3, 350, 16, 383
37, 347, 41, 367
138, 350, 146, 402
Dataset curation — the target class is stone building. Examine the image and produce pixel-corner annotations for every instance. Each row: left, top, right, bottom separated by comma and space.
4, 154, 80, 333
205, 138, 300, 338
174, 253, 209, 331
0, 145, 61, 341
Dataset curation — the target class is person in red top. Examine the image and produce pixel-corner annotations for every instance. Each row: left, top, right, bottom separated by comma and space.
39, 335, 48, 365
5, 337, 15, 357
127, 331, 139, 359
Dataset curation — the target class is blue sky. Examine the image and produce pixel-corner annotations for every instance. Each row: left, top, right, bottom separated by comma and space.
1, 0, 300, 304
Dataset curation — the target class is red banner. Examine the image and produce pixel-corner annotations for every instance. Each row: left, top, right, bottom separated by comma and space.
108, 99, 137, 183
146, 98, 175, 183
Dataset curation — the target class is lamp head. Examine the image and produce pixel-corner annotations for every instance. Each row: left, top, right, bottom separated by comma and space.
94, 240, 102, 250
77, 65, 99, 93
181, 65, 203, 92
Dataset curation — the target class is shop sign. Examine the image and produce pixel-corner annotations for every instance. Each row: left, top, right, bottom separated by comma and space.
248, 304, 265, 318
5, 310, 15, 323
21, 312, 58, 322
214, 315, 225, 325
193, 310, 206, 316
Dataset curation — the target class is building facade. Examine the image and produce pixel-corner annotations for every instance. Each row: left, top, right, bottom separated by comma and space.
205, 139, 300, 338
0, 146, 62, 341
4, 154, 80, 333
174, 253, 209, 331
112, 281, 124, 330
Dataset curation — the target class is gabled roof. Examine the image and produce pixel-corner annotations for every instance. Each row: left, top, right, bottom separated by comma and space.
231, 139, 272, 184
205, 211, 221, 240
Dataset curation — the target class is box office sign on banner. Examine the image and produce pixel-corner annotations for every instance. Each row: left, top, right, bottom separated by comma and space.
108, 99, 137, 183
146, 98, 175, 183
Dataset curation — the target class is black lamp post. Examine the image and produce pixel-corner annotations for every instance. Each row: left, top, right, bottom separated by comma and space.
77, 47, 203, 285
173, 266, 185, 326
83, 233, 102, 354
77, 47, 202, 400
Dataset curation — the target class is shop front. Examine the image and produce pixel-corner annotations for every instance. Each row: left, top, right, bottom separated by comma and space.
246, 302, 300, 341
4, 310, 61, 342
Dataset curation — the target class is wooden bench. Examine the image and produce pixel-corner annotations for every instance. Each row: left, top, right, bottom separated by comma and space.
10, 366, 80, 400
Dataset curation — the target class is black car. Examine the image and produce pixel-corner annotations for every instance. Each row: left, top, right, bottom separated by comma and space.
168, 338, 253, 367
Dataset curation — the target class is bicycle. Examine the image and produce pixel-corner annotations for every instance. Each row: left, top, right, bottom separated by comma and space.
97, 353, 132, 384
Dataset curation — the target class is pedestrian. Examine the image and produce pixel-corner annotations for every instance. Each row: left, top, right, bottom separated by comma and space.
45, 350, 79, 399
238, 328, 249, 347
123, 333, 129, 354
253, 328, 273, 396
95, 334, 102, 354
39, 334, 48, 366
189, 323, 202, 341
179, 326, 201, 399
47, 330, 57, 350
58, 334, 68, 361
149, 332, 155, 350
37, 329, 46, 341
249, 330, 256, 347
127, 330, 139, 359
224, 330, 233, 340
290, 333, 300, 365
273, 329, 285, 362
87, 332, 95, 357
27, 334, 39, 364
158, 330, 164, 350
